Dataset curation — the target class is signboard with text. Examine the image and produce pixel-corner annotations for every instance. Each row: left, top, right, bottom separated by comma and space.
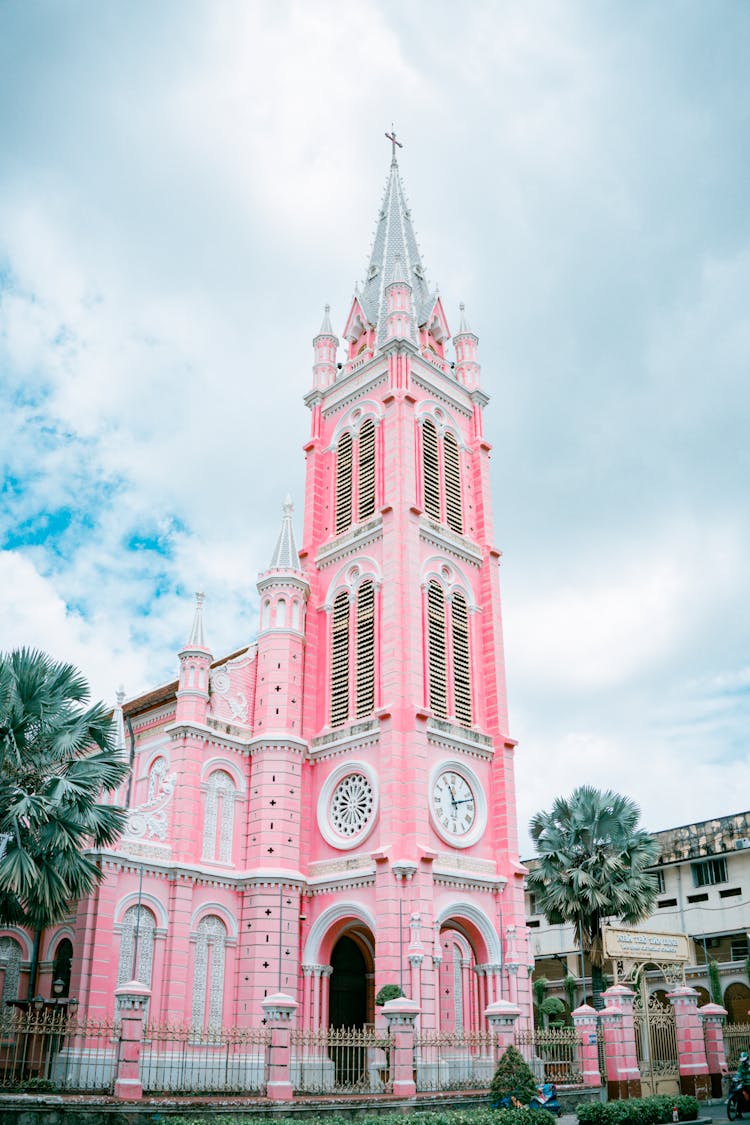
603, 927, 689, 964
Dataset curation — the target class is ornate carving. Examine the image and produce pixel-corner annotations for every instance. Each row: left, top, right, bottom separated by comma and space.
126, 755, 176, 842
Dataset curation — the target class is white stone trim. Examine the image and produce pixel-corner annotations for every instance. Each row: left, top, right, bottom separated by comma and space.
114, 892, 170, 930
200, 756, 247, 794
190, 902, 238, 940
302, 901, 378, 964
327, 400, 385, 449
435, 900, 502, 963
429, 759, 487, 849
420, 556, 480, 609
317, 760, 379, 851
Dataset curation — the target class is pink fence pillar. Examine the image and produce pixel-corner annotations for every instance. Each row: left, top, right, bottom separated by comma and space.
113, 980, 151, 1100
698, 1002, 729, 1098
262, 992, 297, 1101
599, 985, 641, 1100
382, 996, 420, 1098
485, 999, 521, 1062
572, 1003, 602, 1088
668, 987, 710, 1100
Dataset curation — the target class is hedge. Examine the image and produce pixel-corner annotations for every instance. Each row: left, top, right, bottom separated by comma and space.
167, 1109, 555, 1125
577, 1096, 700, 1125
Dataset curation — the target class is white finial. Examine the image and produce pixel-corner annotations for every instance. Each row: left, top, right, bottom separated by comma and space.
283, 493, 294, 514
186, 591, 207, 649
116, 685, 125, 706
114, 686, 126, 751
458, 302, 471, 333
319, 304, 334, 335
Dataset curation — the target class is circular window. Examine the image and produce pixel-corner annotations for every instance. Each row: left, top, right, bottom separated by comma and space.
330, 773, 374, 836
317, 761, 378, 850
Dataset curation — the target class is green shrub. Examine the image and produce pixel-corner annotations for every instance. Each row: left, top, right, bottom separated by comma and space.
168, 1113, 552, 1125
489, 1043, 539, 1105
577, 1095, 699, 1125
375, 982, 405, 1006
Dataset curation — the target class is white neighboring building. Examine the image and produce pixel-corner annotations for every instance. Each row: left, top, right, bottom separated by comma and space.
525, 810, 750, 1022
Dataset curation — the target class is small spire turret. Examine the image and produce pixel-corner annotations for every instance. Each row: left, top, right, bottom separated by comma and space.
454, 301, 481, 389
114, 686, 126, 753
312, 304, 338, 389
176, 592, 212, 724
268, 494, 301, 573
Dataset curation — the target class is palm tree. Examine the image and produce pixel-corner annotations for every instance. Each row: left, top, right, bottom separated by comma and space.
0, 648, 129, 989
527, 786, 659, 1008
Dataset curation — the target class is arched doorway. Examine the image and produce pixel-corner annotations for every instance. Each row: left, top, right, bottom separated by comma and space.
52, 938, 73, 997
724, 982, 750, 1024
329, 936, 368, 1029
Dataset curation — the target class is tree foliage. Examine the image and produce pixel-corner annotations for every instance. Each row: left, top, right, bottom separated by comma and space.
0, 648, 129, 928
527, 786, 659, 1004
489, 1044, 539, 1105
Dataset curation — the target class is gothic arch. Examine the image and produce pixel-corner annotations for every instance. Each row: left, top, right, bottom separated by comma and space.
421, 557, 479, 610
190, 902, 238, 940
201, 757, 246, 793
0, 927, 35, 960
115, 893, 169, 931
328, 400, 384, 449
303, 902, 378, 966
136, 742, 172, 781
415, 400, 469, 450
435, 900, 501, 964
322, 556, 382, 611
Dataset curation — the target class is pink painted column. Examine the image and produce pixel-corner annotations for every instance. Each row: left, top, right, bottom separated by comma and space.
262, 992, 297, 1101
320, 966, 332, 1029
485, 999, 521, 1062
383, 996, 419, 1097
599, 985, 641, 1100
572, 1003, 602, 1088
698, 1002, 729, 1098
113, 980, 151, 1100
668, 987, 710, 1100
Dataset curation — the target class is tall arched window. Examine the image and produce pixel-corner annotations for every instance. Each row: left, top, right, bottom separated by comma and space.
452, 592, 472, 726
358, 419, 376, 521
421, 420, 464, 531
0, 937, 22, 1005
356, 581, 375, 718
335, 432, 353, 534
427, 581, 448, 717
192, 915, 227, 1030
331, 591, 350, 727
427, 581, 472, 727
117, 906, 156, 987
443, 432, 463, 534
422, 420, 441, 521
202, 770, 237, 863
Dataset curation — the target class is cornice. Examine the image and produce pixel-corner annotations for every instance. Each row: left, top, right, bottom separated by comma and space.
248, 735, 308, 757
309, 718, 380, 761
256, 573, 310, 595
165, 720, 251, 755
411, 369, 473, 419
315, 516, 383, 570
321, 368, 388, 418
419, 518, 483, 568
426, 717, 495, 761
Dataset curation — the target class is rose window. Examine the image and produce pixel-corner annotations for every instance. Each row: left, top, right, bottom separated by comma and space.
330, 772, 374, 837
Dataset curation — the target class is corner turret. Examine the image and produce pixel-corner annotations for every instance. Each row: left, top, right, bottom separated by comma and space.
312, 305, 338, 390
176, 592, 212, 724
454, 302, 481, 389
384, 252, 419, 347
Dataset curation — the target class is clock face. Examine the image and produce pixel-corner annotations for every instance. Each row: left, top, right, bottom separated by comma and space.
330, 772, 375, 838
432, 770, 476, 837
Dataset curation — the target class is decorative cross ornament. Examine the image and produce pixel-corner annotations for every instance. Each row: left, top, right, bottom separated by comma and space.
385, 128, 403, 159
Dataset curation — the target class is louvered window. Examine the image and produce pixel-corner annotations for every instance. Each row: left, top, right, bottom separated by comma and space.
358, 419, 376, 521
444, 432, 463, 534
355, 581, 375, 718
422, 420, 441, 521
452, 593, 472, 727
336, 432, 353, 534
427, 581, 448, 717
331, 591, 350, 727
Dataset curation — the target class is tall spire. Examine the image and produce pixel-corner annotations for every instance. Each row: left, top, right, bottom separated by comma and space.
269, 494, 300, 571
186, 591, 207, 649
359, 153, 435, 348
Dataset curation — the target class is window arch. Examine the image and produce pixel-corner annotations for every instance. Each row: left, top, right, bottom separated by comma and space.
191, 915, 227, 1030
117, 906, 156, 987
275, 598, 287, 628
335, 422, 379, 535
202, 770, 237, 863
52, 937, 73, 997
330, 581, 378, 728
421, 419, 464, 532
426, 581, 473, 728
0, 937, 22, 1005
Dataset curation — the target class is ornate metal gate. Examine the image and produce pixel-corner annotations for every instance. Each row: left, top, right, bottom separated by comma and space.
634, 992, 679, 1097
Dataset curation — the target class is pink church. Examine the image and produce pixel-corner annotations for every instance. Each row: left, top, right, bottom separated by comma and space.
1, 151, 532, 1036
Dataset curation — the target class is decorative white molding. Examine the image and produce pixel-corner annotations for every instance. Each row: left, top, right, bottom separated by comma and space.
302, 901, 378, 964
317, 761, 379, 851
435, 900, 502, 964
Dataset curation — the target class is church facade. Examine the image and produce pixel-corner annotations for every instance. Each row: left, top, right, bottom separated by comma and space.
1, 152, 532, 1034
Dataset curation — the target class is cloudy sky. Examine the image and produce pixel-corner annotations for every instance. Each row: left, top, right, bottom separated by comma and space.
1, 1, 748, 852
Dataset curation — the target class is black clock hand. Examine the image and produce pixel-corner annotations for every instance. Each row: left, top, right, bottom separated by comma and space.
453, 798, 474, 805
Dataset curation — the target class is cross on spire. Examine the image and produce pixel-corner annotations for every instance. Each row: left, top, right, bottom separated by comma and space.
385, 127, 403, 163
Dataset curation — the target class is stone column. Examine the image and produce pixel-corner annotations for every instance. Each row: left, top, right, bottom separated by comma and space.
409, 954, 423, 1011
261, 992, 297, 1101
572, 1003, 602, 1088
599, 985, 641, 1099
320, 966, 332, 1029
485, 999, 521, 1062
113, 980, 151, 1100
698, 1002, 729, 1098
668, 987, 710, 1099
383, 996, 420, 1098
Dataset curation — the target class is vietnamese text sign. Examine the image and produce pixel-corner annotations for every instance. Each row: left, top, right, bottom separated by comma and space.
603, 927, 689, 963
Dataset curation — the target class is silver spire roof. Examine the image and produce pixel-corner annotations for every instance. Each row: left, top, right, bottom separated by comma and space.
360, 154, 435, 347
269, 494, 300, 570
186, 591, 208, 649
